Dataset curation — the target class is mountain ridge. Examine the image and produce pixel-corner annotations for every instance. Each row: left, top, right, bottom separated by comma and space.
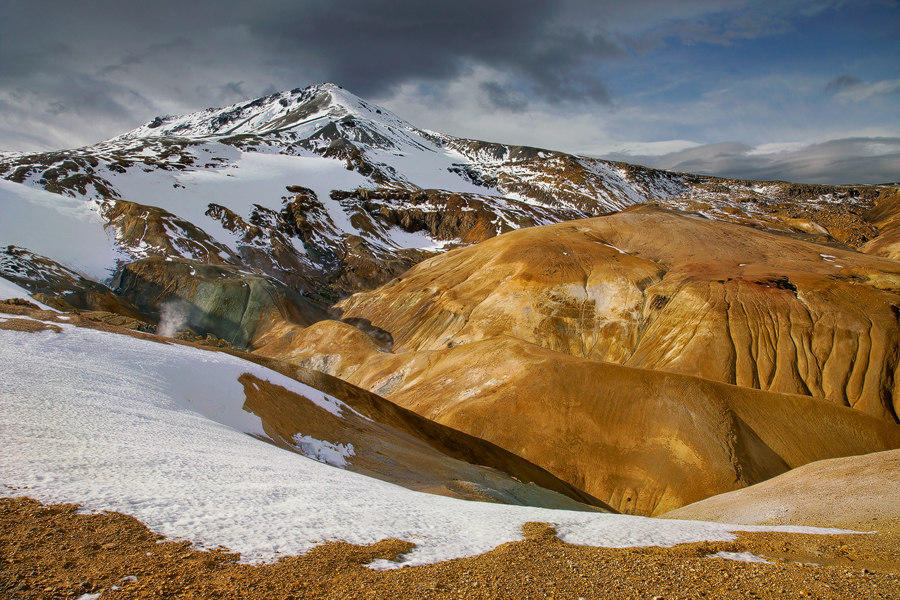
1, 82, 896, 339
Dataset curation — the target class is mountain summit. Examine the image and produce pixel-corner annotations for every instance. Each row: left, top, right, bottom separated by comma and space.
115, 83, 425, 152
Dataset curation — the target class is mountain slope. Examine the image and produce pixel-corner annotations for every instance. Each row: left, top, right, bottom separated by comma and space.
332, 205, 900, 422
269, 204, 900, 515
663, 449, 900, 533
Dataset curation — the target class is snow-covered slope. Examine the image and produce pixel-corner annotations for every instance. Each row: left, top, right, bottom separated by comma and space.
0, 310, 854, 567
0, 178, 119, 282
0, 276, 56, 310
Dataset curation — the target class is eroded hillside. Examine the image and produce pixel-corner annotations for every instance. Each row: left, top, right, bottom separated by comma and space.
257, 206, 900, 515
330, 205, 900, 423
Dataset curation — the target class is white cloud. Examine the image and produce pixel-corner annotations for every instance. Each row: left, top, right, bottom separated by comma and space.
600, 140, 703, 156
746, 142, 810, 155
601, 137, 900, 184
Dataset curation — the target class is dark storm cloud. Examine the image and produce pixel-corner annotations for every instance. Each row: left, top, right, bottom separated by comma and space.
252, 0, 621, 104
0, 0, 637, 151
479, 82, 529, 112
0, 0, 864, 118
0, 43, 71, 78
217, 82, 247, 102
97, 39, 195, 77
0, 0, 624, 151
44, 78, 135, 119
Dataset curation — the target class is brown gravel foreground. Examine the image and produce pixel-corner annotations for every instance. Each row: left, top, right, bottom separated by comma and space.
2, 498, 899, 600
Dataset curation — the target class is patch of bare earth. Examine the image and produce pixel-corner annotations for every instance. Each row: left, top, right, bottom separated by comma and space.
0, 318, 61, 334
2, 498, 899, 599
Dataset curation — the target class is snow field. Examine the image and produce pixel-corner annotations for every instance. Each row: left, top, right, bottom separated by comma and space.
0, 179, 121, 282
0, 317, 857, 568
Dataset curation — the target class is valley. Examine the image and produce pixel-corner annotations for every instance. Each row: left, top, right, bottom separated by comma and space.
2, 82, 900, 598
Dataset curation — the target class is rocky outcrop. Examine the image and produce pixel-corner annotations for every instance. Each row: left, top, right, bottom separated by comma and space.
102, 200, 243, 266
74, 310, 156, 332
654, 183, 884, 250
0, 297, 40, 309
0, 246, 151, 321
99, 187, 431, 306
0, 151, 119, 199
444, 139, 690, 212
332, 187, 583, 245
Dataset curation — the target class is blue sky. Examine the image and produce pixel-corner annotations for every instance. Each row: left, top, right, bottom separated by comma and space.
602, 0, 899, 142
0, 0, 897, 183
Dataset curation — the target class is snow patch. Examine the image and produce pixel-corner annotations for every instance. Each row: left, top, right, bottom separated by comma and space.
379, 226, 450, 251
292, 435, 355, 467
0, 179, 120, 282
602, 242, 628, 254
708, 551, 773, 564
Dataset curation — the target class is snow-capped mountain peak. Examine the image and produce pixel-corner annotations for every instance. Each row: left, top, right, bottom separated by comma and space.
113, 83, 417, 144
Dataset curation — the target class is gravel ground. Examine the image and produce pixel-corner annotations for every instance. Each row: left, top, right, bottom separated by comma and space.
2, 498, 898, 599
